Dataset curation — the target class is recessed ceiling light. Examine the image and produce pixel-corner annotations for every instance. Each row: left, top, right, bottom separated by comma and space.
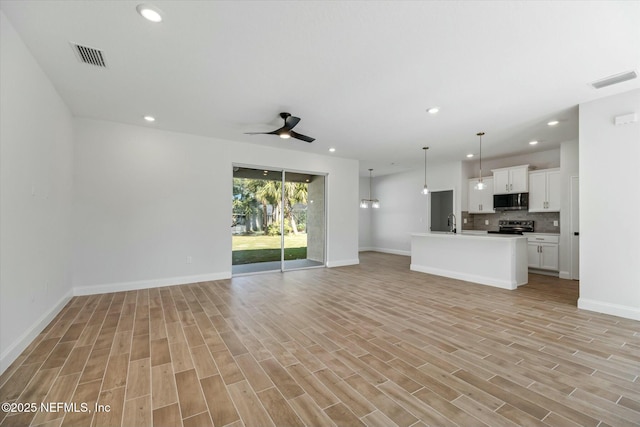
136, 4, 163, 23
329, 147, 336, 152
466, 154, 474, 158
143, 115, 155, 122
547, 120, 559, 126
427, 107, 440, 114
529, 140, 539, 145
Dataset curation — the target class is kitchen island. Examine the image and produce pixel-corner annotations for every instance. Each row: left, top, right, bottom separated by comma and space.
411, 232, 528, 289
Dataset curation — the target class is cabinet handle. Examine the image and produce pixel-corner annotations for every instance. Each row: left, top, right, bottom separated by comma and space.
510, 183, 513, 191
480, 204, 483, 211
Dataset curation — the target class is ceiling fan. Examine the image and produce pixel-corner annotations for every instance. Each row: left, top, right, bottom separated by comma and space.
245, 112, 315, 143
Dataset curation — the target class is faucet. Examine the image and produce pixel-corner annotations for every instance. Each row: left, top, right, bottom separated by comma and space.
447, 213, 457, 234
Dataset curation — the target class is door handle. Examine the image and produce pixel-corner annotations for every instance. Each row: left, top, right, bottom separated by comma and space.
574, 232, 579, 236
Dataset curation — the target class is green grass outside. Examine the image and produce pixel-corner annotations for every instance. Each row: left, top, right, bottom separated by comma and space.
232, 234, 307, 265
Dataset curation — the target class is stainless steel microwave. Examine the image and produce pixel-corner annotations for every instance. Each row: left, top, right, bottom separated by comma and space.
493, 193, 528, 211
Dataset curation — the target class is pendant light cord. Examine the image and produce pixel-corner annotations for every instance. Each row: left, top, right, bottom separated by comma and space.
479, 135, 482, 179
477, 132, 485, 180
368, 168, 373, 199
423, 147, 427, 183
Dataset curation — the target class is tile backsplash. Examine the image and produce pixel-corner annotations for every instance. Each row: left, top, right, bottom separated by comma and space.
461, 210, 560, 233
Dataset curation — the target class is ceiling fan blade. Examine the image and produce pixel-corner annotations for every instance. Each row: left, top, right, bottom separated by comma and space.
290, 131, 315, 143
284, 115, 301, 129
245, 126, 286, 136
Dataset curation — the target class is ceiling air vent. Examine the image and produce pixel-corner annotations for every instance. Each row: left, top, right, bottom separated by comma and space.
591, 70, 637, 89
70, 43, 107, 68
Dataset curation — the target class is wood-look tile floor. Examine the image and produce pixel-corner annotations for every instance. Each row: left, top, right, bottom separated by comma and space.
1, 252, 639, 427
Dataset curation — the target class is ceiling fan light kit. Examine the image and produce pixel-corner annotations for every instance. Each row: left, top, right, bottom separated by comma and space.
245, 112, 315, 143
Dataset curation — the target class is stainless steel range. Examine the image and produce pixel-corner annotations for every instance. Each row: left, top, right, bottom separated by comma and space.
488, 220, 534, 235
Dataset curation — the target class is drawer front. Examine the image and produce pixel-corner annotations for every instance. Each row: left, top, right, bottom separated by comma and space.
526, 235, 559, 244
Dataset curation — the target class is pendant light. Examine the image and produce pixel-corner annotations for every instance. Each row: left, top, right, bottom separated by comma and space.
421, 147, 429, 195
360, 169, 380, 209
475, 132, 486, 190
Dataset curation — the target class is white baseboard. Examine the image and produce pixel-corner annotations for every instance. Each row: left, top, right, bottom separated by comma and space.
326, 259, 359, 268
370, 247, 411, 257
410, 264, 517, 290
578, 298, 640, 321
0, 290, 73, 374
529, 268, 559, 278
558, 270, 572, 280
73, 272, 232, 296
358, 247, 375, 252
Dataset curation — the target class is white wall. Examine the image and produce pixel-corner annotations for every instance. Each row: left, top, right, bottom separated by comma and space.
579, 89, 640, 320
559, 140, 579, 278
367, 162, 462, 255
72, 118, 359, 293
0, 12, 74, 372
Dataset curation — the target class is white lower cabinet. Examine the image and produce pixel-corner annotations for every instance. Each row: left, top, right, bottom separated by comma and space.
526, 234, 559, 271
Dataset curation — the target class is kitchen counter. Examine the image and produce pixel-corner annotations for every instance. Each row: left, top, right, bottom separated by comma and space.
411, 232, 528, 289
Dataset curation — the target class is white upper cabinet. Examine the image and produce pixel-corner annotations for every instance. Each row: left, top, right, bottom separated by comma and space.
492, 165, 529, 194
529, 168, 561, 212
468, 177, 495, 213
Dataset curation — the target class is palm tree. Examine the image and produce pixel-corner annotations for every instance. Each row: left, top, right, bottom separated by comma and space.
284, 182, 307, 234
255, 179, 308, 234
255, 179, 281, 229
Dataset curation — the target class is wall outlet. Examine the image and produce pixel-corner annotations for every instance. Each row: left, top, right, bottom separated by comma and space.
553, 220, 559, 226
463, 218, 467, 224
485, 220, 489, 225
186, 256, 193, 264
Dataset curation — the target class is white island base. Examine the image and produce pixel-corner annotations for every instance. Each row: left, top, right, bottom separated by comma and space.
411, 233, 528, 290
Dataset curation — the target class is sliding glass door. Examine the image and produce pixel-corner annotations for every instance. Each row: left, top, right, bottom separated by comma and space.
283, 171, 325, 271
232, 166, 325, 275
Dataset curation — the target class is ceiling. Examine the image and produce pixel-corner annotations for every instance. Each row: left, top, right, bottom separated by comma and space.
2, 1, 639, 176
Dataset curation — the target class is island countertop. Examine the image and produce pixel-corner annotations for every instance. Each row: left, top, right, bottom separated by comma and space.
410, 232, 528, 290
411, 232, 527, 241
